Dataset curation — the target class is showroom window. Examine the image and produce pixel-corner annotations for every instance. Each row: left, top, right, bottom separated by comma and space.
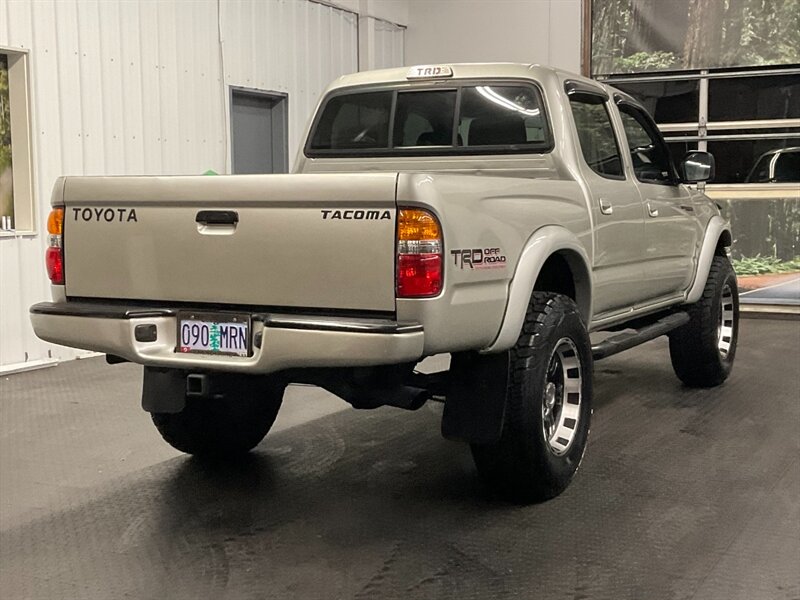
586, 0, 800, 306
0, 49, 34, 233
0, 53, 12, 229
609, 69, 800, 184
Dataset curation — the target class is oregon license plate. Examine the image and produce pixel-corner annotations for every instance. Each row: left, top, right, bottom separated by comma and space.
177, 312, 250, 357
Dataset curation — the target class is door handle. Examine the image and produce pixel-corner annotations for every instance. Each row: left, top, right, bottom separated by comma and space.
647, 203, 659, 218
195, 210, 239, 225
599, 198, 613, 215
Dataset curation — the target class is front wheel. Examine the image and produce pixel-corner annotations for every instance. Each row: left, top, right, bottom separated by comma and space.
669, 255, 739, 387
151, 375, 285, 457
471, 292, 593, 503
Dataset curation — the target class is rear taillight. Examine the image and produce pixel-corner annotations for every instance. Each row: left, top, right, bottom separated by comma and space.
46, 207, 65, 285
396, 208, 442, 298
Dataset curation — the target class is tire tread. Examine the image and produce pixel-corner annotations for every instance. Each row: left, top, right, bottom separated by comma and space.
669, 255, 738, 387
472, 292, 592, 503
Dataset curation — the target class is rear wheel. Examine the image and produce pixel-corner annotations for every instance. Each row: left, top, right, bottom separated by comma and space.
151, 375, 285, 457
471, 292, 592, 503
669, 255, 739, 387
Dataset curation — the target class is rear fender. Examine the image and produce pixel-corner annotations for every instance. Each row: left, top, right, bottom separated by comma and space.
482, 226, 591, 353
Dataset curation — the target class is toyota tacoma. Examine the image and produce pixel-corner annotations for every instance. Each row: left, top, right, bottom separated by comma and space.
31, 64, 739, 502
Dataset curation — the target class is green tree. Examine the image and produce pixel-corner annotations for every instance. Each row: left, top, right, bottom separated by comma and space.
592, 0, 633, 75
736, 0, 800, 66
592, 0, 800, 74
683, 0, 725, 68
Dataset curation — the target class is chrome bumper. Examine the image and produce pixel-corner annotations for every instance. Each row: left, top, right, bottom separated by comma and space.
30, 302, 424, 373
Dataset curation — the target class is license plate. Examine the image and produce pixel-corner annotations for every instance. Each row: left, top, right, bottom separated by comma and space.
177, 312, 250, 357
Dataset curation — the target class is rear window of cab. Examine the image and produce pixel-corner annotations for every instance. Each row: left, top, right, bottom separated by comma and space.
306, 82, 552, 157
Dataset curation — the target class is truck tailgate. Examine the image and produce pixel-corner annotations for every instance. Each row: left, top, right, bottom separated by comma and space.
62, 174, 398, 312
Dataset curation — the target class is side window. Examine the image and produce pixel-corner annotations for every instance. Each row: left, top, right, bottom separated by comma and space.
746, 154, 773, 183
618, 104, 676, 184
568, 94, 624, 179
773, 150, 800, 183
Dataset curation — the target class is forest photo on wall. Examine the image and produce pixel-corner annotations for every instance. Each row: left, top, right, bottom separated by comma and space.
592, 0, 800, 75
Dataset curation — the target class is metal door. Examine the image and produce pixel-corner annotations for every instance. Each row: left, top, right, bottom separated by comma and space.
615, 102, 701, 302
231, 89, 288, 174
568, 91, 648, 317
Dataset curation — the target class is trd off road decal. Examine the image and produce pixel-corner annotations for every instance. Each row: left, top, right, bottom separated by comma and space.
71, 207, 138, 223
451, 247, 507, 269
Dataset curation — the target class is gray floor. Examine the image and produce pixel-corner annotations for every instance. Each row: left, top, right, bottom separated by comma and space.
1, 319, 798, 600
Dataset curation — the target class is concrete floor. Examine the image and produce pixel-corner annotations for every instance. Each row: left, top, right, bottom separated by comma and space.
1, 319, 798, 600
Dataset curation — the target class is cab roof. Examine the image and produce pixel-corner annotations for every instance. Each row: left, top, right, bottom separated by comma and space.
326, 63, 601, 92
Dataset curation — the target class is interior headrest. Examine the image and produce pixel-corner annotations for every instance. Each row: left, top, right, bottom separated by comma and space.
469, 116, 526, 146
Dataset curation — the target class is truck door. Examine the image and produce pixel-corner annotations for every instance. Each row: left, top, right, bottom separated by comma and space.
567, 89, 648, 316
615, 101, 702, 302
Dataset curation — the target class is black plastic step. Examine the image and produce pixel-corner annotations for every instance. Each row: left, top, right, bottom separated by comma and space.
592, 312, 690, 360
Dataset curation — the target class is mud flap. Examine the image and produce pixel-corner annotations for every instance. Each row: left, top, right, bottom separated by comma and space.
441, 351, 509, 444
141, 368, 186, 414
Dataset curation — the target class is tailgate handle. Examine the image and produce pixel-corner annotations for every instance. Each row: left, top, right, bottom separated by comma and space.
196, 210, 238, 225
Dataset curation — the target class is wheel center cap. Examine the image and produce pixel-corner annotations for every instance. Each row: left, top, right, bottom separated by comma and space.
544, 382, 557, 412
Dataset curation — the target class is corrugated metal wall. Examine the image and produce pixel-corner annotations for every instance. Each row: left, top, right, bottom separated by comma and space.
219, 0, 358, 166
0, 0, 403, 372
370, 18, 405, 70
0, 0, 228, 370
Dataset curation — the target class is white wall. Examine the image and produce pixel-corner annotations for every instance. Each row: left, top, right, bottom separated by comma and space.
331, 0, 409, 25
405, 0, 581, 73
0, 0, 585, 372
0, 0, 406, 372
1, 0, 227, 371
219, 0, 359, 167
360, 17, 406, 70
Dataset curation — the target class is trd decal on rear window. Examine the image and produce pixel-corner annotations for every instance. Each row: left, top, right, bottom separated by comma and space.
451, 248, 507, 269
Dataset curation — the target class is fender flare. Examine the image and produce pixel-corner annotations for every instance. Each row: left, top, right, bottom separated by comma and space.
482, 225, 592, 353
685, 216, 731, 304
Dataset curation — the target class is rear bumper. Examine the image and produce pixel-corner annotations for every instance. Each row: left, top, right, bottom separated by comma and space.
30, 302, 424, 373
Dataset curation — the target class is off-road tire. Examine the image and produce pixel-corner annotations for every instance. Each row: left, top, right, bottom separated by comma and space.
151, 376, 285, 457
471, 292, 592, 503
669, 255, 739, 387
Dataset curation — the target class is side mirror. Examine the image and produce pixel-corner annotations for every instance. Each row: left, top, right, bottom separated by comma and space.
679, 151, 715, 183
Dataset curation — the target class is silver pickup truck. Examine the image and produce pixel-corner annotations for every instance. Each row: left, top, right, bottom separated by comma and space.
31, 64, 739, 502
